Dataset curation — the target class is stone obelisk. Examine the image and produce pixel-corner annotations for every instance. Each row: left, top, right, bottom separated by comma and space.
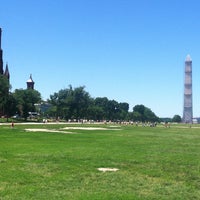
183, 55, 193, 123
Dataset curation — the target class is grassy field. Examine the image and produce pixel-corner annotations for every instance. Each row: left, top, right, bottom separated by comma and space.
0, 123, 200, 199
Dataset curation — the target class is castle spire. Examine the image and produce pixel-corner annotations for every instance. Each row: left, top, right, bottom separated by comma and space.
4, 62, 10, 80
0, 28, 3, 74
0, 28, 2, 49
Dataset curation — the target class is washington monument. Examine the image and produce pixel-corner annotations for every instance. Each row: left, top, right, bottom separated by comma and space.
183, 55, 193, 123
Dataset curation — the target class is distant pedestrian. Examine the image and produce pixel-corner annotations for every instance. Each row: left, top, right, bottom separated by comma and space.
11, 122, 14, 128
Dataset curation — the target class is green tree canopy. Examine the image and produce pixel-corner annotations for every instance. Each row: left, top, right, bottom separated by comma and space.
13, 89, 41, 120
172, 115, 182, 123
0, 74, 10, 116
133, 104, 159, 122
48, 86, 130, 121
48, 85, 92, 120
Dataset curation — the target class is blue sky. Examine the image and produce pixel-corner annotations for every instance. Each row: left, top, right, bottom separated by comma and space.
1, 0, 200, 117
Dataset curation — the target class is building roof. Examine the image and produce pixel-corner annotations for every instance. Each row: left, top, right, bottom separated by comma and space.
27, 74, 34, 83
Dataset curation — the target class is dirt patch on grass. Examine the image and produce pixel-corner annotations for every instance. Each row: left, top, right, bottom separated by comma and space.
62, 127, 107, 130
25, 126, 121, 134
25, 129, 74, 134
98, 168, 119, 172
62, 127, 121, 130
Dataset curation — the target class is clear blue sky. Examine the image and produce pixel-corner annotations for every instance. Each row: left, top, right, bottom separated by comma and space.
1, 0, 200, 118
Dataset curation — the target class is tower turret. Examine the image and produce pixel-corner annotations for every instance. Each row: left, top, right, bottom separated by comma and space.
27, 74, 35, 89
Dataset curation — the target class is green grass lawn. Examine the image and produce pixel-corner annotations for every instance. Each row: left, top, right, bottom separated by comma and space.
0, 123, 200, 199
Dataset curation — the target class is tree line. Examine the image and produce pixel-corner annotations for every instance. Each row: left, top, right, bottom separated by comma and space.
46, 85, 161, 122
0, 75, 181, 122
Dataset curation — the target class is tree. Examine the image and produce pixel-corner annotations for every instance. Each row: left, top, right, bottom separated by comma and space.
47, 86, 160, 122
144, 107, 159, 122
4, 93, 17, 118
172, 115, 182, 123
49, 87, 72, 119
0, 74, 10, 116
87, 105, 104, 121
48, 85, 92, 120
119, 102, 129, 113
133, 111, 142, 121
72, 86, 92, 119
48, 87, 130, 121
132, 104, 159, 122
13, 89, 41, 120
94, 98, 121, 121
94, 97, 109, 120
133, 104, 145, 121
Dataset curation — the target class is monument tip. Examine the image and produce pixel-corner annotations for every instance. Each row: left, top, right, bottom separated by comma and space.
185, 54, 192, 62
